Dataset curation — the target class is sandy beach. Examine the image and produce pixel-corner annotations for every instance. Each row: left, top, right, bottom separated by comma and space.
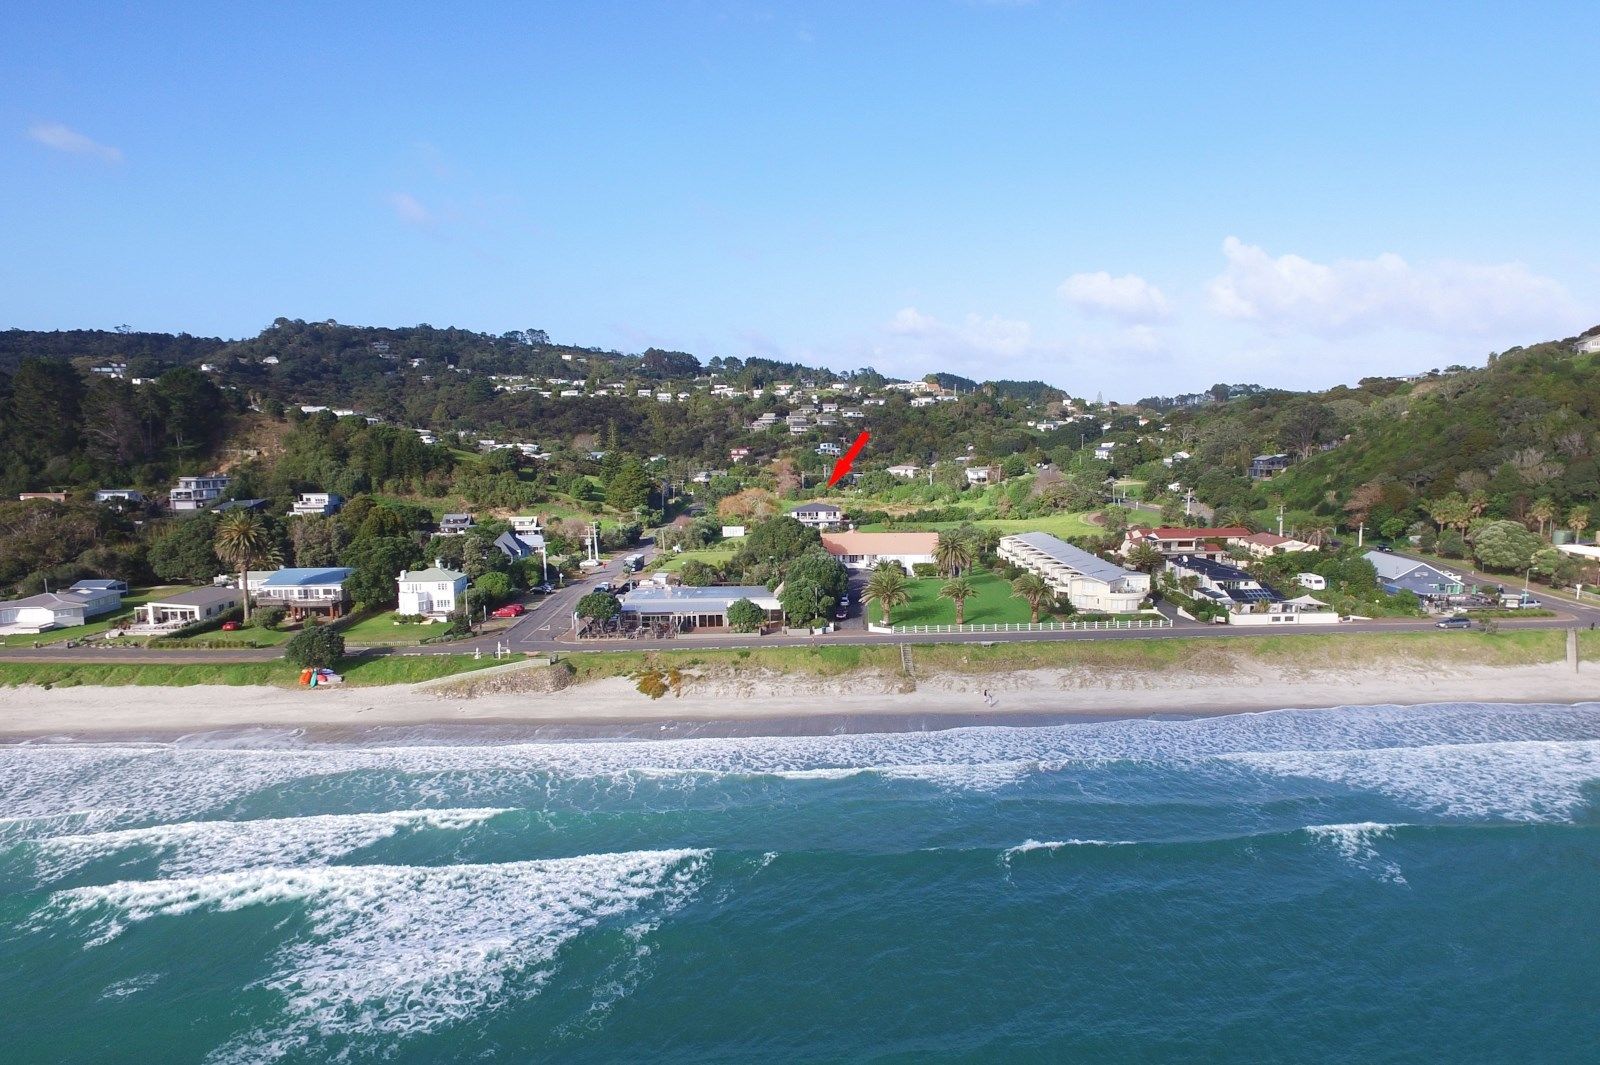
1, 656, 1596, 740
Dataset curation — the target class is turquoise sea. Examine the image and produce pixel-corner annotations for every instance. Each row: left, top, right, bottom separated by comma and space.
3, 702, 1599, 1063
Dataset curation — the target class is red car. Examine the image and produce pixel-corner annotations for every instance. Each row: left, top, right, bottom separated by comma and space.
221, 621, 241, 631
491, 604, 526, 619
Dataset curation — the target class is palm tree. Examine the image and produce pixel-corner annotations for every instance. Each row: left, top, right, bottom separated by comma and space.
1298, 517, 1335, 547
1570, 505, 1592, 545
934, 534, 974, 577
1126, 542, 1164, 574
864, 565, 911, 627
939, 576, 975, 625
1010, 573, 1052, 624
214, 510, 273, 622
1529, 497, 1556, 539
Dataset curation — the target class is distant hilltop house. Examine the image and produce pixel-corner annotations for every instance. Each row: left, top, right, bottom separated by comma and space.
1249, 453, 1293, 480
821, 531, 939, 573
18, 492, 68, 503
729, 447, 752, 463
437, 513, 476, 536
1093, 441, 1117, 461
255, 567, 355, 620
94, 488, 145, 504
0, 581, 125, 635
887, 464, 921, 479
817, 442, 844, 457
397, 564, 469, 619
1363, 551, 1466, 606
1122, 526, 1252, 562
290, 492, 344, 517
998, 532, 1150, 614
1228, 532, 1316, 559
791, 502, 844, 530
169, 474, 230, 511
964, 465, 1000, 486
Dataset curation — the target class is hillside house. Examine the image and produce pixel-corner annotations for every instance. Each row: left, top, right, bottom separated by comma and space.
791, 502, 844, 530
169, 474, 230, 511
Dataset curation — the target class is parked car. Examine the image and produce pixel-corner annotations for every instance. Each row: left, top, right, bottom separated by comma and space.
1436, 616, 1473, 629
531, 583, 554, 594
221, 621, 240, 631
491, 604, 526, 619
834, 602, 849, 620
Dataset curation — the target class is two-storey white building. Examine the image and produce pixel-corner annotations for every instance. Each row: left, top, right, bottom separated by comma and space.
169, 474, 230, 511
397, 564, 469, 619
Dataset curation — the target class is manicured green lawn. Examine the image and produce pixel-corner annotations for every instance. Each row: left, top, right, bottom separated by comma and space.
866, 570, 1051, 626
157, 624, 298, 648
0, 586, 182, 647
656, 543, 739, 573
857, 512, 1099, 540
337, 610, 442, 646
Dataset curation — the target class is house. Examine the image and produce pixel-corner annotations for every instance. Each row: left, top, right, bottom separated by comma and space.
1093, 442, 1117, 462
998, 533, 1151, 613
397, 564, 470, 619
1122, 526, 1252, 561
438, 513, 476, 536
1228, 532, 1316, 559
730, 447, 751, 463
493, 529, 545, 562
291, 492, 344, 517
18, 492, 68, 503
910, 396, 936, 408
887, 464, 921, 479
255, 567, 355, 619
821, 531, 939, 573
791, 502, 844, 530
1250, 453, 1293, 480
132, 587, 241, 632
1161, 451, 1191, 467
169, 474, 230, 511
214, 498, 268, 513
94, 489, 145, 504
965, 466, 999, 486
0, 584, 124, 634
510, 515, 543, 536
1363, 551, 1466, 605
817, 443, 843, 457
1164, 555, 1337, 625
616, 585, 784, 632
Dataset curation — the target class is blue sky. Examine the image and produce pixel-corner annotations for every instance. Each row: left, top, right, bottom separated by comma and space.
5, 0, 1598, 398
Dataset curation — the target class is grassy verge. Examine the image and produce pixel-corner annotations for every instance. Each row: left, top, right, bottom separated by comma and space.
563, 645, 904, 683
337, 610, 438, 646
0, 654, 501, 689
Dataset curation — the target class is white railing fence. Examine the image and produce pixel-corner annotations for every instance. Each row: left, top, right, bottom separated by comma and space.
888, 618, 1172, 635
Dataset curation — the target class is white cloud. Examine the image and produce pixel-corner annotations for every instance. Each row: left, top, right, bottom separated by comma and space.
25, 122, 122, 163
1206, 236, 1578, 336
387, 191, 434, 226
1057, 271, 1169, 322
887, 306, 1034, 358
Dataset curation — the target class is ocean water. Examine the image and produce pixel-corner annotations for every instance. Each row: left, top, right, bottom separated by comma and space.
4, 703, 1600, 1063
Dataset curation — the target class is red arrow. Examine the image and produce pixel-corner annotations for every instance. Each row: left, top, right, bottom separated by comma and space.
828, 431, 871, 486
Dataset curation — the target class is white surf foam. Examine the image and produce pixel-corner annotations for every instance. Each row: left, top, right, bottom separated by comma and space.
1001, 838, 1133, 863
6, 702, 1600, 826
29, 808, 508, 881
1229, 738, 1600, 822
47, 848, 710, 1062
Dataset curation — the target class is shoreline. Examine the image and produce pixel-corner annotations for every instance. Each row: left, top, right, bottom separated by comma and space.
2, 656, 1596, 743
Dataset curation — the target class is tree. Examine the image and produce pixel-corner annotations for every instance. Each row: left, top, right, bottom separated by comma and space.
1010, 572, 1052, 623
214, 510, 274, 622
778, 550, 848, 624
340, 535, 417, 608
606, 457, 651, 513
934, 533, 974, 577
474, 571, 512, 603
864, 565, 910, 626
678, 559, 716, 586
1471, 520, 1541, 572
576, 590, 621, 623
148, 514, 221, 582
939, 576, 975, 625
1569, 505, 1592, 543
284, 626, 345, 669
1126, 542, 1164, 574
726, 598, 765, 633
1528, 497, 1557, 539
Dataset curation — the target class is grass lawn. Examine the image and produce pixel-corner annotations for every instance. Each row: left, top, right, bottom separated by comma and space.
866, 570, 1051, 626
656, 543, 739, 573
0, 586, 183, 648
564, 644, 904, 683
156, 624, 298, 648
857, 512, 1099, 540
0, 653, 502, 689
338, 610, 441, 646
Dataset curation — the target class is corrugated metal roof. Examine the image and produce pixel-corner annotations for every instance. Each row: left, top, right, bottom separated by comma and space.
1004, 532, 1136, 586
619, 585, 778, 611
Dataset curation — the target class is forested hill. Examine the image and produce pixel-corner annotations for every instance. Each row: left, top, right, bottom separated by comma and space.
1174, 331, 1600, 538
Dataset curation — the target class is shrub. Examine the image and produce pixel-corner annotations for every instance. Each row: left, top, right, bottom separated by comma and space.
576, 591, 621, 622
726, 598, 765, 633
911, 563, 940, 578
284, 626, 346, 669
252, 605, 287, 630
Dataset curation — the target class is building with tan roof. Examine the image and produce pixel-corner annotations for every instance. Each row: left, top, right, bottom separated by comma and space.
821, 530, 940, 572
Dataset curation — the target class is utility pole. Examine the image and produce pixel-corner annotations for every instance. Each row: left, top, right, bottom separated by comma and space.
1185, 487, 1195, 518
1357, 522, 1365, 548
1277, 504, 1285, 538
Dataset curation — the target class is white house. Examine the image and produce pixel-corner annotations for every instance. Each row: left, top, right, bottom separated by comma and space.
437, 513, 476, 536
94, 489, 145, 504
1093, 442, 1117, 461
1228, 532, 1317, 559
998, 532, 1151, 613
821, 531, 938, 573
291, 492, 344, 517
510, 515, 543, 536
0, 585, 124, 634
887, 464, 921, 479
132, 587, 240, 633
965, 466, 999, 486
169, 474, 230, 511
791, 502, 844, 530
255, 567, 354, 619
817, 442, 843, 457
397, 564, 469, 619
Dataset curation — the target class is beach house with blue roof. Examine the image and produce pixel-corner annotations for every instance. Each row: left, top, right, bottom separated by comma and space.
256, 567, 355, 619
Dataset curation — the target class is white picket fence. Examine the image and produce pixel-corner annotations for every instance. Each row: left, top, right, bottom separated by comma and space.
887, 617, 1172, 635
